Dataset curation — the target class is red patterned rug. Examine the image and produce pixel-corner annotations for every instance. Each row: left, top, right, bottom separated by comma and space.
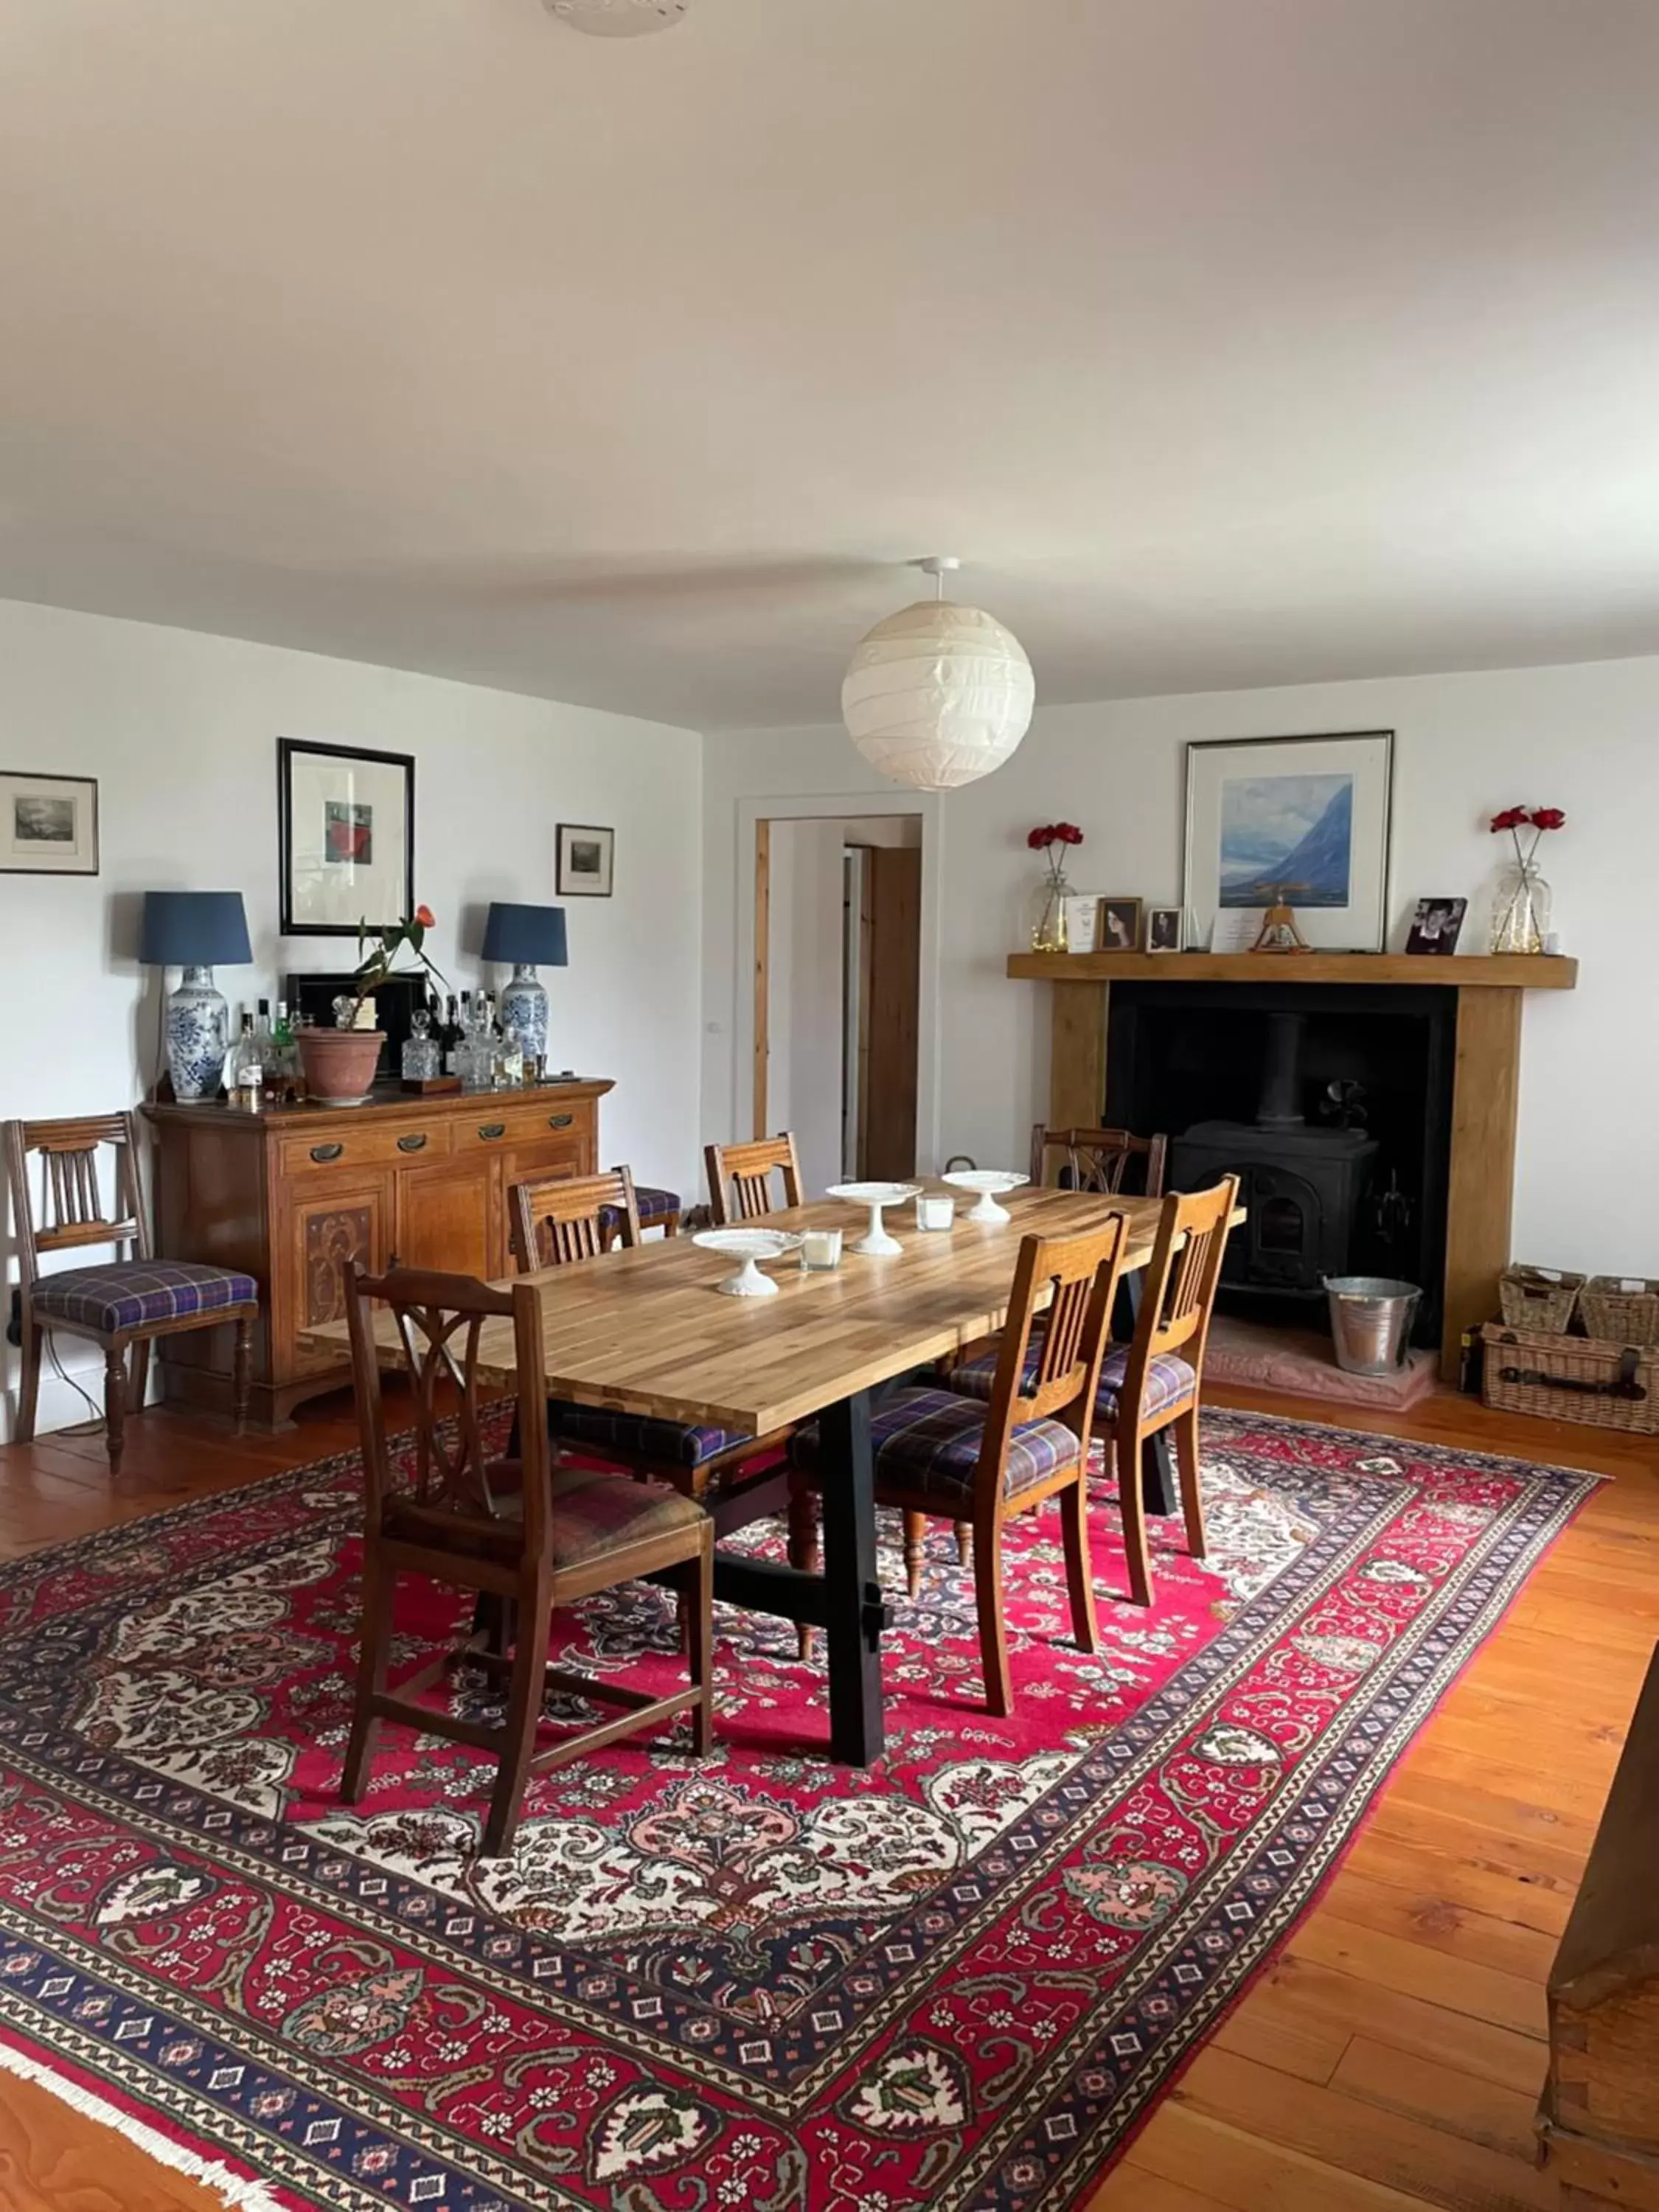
0, 1411, 1597, 2212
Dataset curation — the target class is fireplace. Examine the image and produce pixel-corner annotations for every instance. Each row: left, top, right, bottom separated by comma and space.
1105, 984, 1455, 1346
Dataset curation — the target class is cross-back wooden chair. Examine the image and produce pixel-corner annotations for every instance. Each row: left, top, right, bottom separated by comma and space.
4, 1113, 258, 1475
788, 1216, 1130, 1717
1030, 1124, 1169, 1199
705, 1133, 804, 1224
508, 1171, 794, 1543
343, 1262, 713, 1859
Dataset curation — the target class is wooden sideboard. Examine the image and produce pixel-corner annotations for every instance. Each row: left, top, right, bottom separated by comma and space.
143, 1079, 612, 1426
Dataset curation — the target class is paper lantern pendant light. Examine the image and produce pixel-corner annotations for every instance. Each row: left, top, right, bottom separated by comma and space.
842, 557, 1034, 792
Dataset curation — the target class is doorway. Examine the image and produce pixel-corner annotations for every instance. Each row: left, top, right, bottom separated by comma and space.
754, 814, 923, 1194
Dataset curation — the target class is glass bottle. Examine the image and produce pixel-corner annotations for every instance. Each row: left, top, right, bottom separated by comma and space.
254, 997, 274, 1075
226, 1012, 264, 1108
270, 998, 299, 1096
1489, 858, 1551, 955
402, 1006, 441, 1082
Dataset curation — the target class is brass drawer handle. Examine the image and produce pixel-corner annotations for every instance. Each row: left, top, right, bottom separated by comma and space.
548, 1113, 574, 1130
310, 1143, 344, 1164
477, 1123, 506, 1141
397, 1133, 428, 1153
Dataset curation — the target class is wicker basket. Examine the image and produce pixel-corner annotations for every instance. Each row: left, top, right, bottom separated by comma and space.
1498, 1265, 1585, 1334
1579, 1276, 1659, 1347
1481, 1324, 1659, 1434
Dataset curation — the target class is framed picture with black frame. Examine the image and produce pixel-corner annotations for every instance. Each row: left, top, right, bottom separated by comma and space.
0, 771, 99, 874
557, 822, 614, 898
279, 739, 415, 937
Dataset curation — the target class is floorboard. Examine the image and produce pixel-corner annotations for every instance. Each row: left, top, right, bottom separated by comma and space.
0, 1377, 1651, 2210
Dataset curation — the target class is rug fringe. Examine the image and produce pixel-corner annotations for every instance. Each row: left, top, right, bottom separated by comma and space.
0, 2037, 288, 2212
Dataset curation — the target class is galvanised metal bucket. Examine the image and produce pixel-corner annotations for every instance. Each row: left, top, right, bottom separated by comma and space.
1324, 1276, 1422, 1376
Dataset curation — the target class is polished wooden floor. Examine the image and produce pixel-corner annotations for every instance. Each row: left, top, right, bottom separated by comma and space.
0, 1382, 1651, 2211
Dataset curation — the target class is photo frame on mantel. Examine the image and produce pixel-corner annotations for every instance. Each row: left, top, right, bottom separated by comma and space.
1182, 729, 1394, 953
279, 739, 415, 937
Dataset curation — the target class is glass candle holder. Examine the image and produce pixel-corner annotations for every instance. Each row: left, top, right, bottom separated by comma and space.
915, 1194, 955, 1231
801, 1228, 844, 1272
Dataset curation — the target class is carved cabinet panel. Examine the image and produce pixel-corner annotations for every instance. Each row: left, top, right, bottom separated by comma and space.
291, 1184, 390, 1374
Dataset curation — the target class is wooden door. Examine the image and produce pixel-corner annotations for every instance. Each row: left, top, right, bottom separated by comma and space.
861, 846, 922, 1180
394, 1155, 495, 1281
288, 1181, 392, 1376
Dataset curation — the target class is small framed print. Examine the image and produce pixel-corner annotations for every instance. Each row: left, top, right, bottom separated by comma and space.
1405, 895, 1467, 955
557, 822, 614, 897
279, 739, 414, 936
1061, 894, 1101, 953
1146, 905, 1185, 953
1097, 897, 1143, 952
0, 772, 98, 874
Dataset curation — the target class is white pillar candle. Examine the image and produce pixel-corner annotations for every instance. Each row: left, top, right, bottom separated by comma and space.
801, 1228, 844, 1270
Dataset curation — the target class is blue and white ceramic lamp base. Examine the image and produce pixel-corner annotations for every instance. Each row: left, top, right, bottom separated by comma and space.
166, 965, 231, 1101
498, 964, 549, 1068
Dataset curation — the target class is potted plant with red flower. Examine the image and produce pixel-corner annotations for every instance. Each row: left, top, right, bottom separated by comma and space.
1487, 807, 1565, 954
298, 905, 448, 1105
1026, 822, 1085, 950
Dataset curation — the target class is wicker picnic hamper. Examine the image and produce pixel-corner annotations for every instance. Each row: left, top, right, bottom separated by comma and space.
1579, 1276, 1659, 1346
1481, 1324, 1659, 1435
1498, 1265, 1584, 1334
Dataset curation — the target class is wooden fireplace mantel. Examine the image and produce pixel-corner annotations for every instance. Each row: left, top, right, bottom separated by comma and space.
1006, 950, 1579, 1381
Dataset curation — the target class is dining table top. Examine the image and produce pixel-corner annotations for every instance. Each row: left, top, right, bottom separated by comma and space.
301, 1183, 1196, 1437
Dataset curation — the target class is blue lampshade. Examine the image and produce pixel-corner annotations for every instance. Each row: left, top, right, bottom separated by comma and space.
140, 890, 253, 967
481, 902, 568, 968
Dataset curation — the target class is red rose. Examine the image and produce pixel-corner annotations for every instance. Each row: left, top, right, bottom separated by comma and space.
1026, 827, 1051, 849
1529, 807, 1566, 832
414, 903, 436, 928
1063, 824, 1085, 845
1489, 807, 1529, 832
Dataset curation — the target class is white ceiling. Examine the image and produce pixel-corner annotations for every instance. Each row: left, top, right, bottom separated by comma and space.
3, 0, 1658, 730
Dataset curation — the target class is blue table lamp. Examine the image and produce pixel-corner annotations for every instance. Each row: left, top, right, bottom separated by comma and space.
482, 902, 568, 1068
141, 891, 254, 1101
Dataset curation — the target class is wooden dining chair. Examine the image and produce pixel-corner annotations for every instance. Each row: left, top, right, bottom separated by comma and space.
787, 1216, 1130, 1717
4, 1113, 259, 1475
705, 1133, 804, 1224
1030, 1124, 1169, 1198
343, 1262, 713, 1858
509, 1171, 794, 1542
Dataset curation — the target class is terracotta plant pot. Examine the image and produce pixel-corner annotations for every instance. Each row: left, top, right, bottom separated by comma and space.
297, 1027, 385, 1106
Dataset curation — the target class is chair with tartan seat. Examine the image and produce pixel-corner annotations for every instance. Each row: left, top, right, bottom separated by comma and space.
945, 1178, 1239, 1607
705, 1132, 803, 1224
509, 1167, 793, 1544
5, 1113, 258, 1475
598, 1180, 681, 1251
787, 1214, 1131, 1717
343, 1262, 712, 1857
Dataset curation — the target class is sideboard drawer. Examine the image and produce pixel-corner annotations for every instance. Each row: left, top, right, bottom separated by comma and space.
454, 1101, 594, 1155
279, 1122, 453, 1179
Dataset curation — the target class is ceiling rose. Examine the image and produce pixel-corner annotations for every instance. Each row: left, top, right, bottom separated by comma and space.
842, 558, 1035, 793
543, 0, 693, 33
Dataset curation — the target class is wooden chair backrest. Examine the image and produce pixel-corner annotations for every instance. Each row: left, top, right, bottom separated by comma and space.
1030, 1123, 1168, 1199
346, 1263, 550, 1559
974, 1215, 1130, 1496
510, 1167, 640, 1271
4, 1113, 149, 1282
1126, 1176, 1239, 1389
705, 1133, 804, 1224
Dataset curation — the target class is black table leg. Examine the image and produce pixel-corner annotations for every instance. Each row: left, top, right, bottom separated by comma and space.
1119, 1270, 1179, 1517
817, 1388, 886, 1765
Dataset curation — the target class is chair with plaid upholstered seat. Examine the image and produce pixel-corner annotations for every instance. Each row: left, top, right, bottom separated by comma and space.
344, 1262, 713, 1857
705, 1133, 803, 1225
787, 1215, 1130, 1717
5, 1113, 258, 1475
509, 1168, 793, 1545
598, 1181, 681, 1251
947, 1178, 1239, 1607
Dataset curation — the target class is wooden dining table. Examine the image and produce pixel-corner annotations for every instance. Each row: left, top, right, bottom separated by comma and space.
304, 1183, 1204, 1770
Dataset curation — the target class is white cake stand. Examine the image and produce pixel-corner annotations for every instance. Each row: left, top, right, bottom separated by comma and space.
692, 1228, 802, 1297
825, 1181, 922, 1256
941, 1169, 1029, 1225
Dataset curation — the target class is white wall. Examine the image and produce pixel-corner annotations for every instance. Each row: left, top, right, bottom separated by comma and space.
703, 654, 1659, 1276
0, 597, 702, 1439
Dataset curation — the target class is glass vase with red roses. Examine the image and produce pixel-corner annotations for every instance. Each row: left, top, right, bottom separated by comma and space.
1487, 807, 1564, 954
1027, 822, 1085, 951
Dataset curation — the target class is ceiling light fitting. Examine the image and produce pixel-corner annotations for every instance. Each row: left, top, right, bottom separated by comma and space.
543, 0, 692, 35
841, 557, 1034, 793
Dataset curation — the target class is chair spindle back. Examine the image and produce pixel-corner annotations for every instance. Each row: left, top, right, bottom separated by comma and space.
705, 1133, 804, 1224
5, 1113, 149, 1277
1029, 1124, 1168, 1200
510, 1168, 640, 1272
977, 1215, 1131, 1475
1134, 1177, 1239, 1371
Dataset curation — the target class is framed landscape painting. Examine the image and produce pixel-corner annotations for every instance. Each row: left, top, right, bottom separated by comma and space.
1183, 729, 1394, 952
0, 771, 98, 874
556, 821, 614, 898
279, 739, 414, 936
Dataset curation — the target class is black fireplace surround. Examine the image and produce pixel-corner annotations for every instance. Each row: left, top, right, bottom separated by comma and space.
1103, 981, 1456, 1348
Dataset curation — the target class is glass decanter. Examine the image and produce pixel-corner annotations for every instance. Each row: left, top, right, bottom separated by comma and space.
401, 1008, 441, 1082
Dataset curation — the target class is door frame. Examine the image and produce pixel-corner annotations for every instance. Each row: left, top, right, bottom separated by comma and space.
735, 791, 943, 1171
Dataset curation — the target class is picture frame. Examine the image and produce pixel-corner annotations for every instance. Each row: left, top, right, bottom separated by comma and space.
557, 821, 614, 898
1060, 893, 1101, 954
1146, 905, 1185, 953
1405, 895, 1468, 956
1097, 897, 1143, 952
0, 771, 98, 875
279, 739, 414, 938
1182, 729, 1394, 953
